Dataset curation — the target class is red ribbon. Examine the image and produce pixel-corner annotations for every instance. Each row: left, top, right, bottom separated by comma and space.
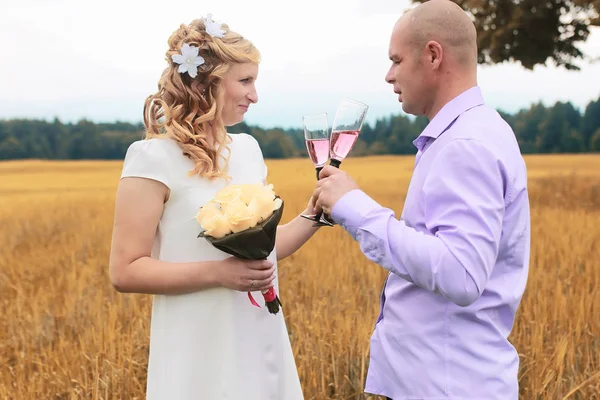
262, 287, 277, 302
247, 292, 261, 307
247, 287, 277, 308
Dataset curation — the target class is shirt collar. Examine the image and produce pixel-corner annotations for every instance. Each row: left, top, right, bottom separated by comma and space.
412, 86, 485, 151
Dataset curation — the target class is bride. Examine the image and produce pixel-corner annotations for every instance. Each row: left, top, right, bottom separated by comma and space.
109, 14, 317, 400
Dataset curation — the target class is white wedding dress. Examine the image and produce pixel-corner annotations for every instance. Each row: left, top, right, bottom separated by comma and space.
120, 133, 304, 400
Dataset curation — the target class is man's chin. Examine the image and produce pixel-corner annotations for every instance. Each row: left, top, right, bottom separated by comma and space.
401, 103, 414, 115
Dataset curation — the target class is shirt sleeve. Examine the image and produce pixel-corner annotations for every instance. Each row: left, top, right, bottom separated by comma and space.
330, 138, 506, 307
120, 139, 171, 188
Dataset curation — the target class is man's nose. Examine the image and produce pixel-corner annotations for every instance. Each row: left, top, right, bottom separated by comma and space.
385, 67, 395, 84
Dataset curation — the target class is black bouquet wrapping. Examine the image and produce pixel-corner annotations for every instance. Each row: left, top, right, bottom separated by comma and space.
198, 197, 284, 315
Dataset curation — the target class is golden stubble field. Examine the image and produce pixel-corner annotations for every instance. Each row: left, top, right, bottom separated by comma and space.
1, 154, 599, 399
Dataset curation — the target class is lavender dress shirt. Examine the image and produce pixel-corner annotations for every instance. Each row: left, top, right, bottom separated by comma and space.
331, 86, 530, 399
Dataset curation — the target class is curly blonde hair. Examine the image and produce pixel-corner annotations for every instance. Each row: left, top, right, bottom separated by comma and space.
143, 17, 261, 180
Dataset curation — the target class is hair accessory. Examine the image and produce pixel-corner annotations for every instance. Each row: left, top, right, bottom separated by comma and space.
204, 14, 226, 38
171, 43, 205, 78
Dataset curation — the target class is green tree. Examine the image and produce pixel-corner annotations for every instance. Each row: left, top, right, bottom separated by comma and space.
590, 128, 600, 151
537, 102, 581, 152
0, 136, 26, 159
412, 0, 600, 70
389, 115, 420, 154
514, 103, 547, 153
582, 97, 600, 148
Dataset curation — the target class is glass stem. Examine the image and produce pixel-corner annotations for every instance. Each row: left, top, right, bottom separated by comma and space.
316, 166, 323, 181
330, 158, 341, 168
314, 159, 342, 223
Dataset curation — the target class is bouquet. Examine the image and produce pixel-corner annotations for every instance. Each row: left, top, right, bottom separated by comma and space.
195, 183, 284, 314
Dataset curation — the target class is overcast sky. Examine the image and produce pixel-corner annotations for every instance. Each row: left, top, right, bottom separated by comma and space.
1, 0, 599, 129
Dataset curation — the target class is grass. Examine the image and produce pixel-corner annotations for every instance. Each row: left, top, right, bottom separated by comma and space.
1, 154, 599, 399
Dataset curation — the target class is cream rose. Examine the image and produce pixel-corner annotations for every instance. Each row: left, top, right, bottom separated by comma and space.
198, 183, 281, 236
262, 184, 276, 200
223, 198, 260, 233
213, 185, 242, 205
248, 189, 278, 222
239, 183, 265, 205
195, 201, 220, 224
199, 206, 232, 239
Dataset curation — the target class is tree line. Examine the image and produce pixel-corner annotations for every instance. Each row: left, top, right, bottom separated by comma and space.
0, 97, 598, 161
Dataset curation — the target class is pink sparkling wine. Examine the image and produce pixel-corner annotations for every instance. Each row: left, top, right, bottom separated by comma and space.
330, 130, 359, 161
305, 138, 330, 167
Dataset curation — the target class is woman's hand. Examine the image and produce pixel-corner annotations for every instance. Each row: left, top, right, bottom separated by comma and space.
303, 195, 318, 216
216, 257, 276, 292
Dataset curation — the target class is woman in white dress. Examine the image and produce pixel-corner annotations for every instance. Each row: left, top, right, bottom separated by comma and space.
109, 15, 317, 400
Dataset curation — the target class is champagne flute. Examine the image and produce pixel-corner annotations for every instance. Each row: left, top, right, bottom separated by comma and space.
329, 98, 368, 166
300, 113, 334, 226
313, 98, 369, 226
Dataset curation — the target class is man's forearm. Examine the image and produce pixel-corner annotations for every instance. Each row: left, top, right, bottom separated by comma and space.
331, 190, 485, 307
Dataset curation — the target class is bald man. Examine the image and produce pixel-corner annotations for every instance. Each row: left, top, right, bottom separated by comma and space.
312, 0, 530, 398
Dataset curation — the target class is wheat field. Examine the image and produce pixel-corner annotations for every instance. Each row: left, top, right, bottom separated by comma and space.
1, 154, 599, 399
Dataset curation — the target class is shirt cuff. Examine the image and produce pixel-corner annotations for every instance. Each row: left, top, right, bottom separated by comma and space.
330, 189, 383, 238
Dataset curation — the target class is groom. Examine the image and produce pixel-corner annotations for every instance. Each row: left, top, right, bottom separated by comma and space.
312, 0, 530, 399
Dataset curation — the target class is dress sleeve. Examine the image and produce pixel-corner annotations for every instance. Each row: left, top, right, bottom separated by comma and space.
120, 139, 171, 188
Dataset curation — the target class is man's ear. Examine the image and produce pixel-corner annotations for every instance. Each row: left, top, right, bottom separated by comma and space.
426, 40, 443, 70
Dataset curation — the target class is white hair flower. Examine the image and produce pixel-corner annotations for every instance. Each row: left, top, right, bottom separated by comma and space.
171, 43, 205, 78
204, 14, 226, 38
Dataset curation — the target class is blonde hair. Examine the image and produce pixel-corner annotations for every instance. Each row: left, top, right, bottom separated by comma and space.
143, 17, 261, 180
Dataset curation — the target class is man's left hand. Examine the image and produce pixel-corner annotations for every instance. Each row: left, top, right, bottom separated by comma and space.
312, 166, 360, 215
